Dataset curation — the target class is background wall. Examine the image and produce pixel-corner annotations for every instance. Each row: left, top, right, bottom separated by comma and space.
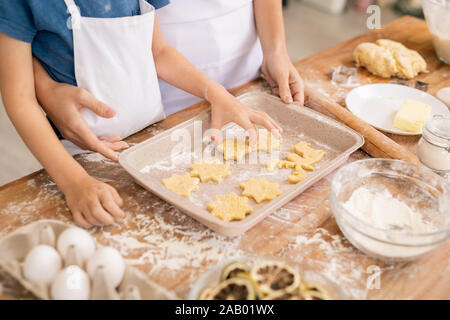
0, 0, 401, 186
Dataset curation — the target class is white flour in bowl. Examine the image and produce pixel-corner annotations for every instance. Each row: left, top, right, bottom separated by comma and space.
343, 187, 434, 233
339, 187, 438, 260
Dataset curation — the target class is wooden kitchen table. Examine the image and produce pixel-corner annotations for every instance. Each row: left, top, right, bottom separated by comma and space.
0, 17, 449, 300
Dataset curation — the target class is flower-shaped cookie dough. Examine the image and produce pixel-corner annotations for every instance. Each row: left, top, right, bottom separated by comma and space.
190, 160, 231, 183
207, 192, 253, 222
240, 178, 282, 203
162, 173, 199, 197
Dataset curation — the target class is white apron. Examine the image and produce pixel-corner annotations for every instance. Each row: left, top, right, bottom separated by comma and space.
156, 0, 263, 115
62, 0, 165, 155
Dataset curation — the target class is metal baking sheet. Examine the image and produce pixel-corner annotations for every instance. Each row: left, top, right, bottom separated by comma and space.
119, 92, 364, 237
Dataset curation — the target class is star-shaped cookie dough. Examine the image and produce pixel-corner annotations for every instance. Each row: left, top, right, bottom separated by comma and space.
190, 160, 231, 183
291, 141, 326, 164
162, 173, 199, 197
217, 138, 251, 161
256, 130, 282, 152
240, 178, 282, 203
207, 192, 253, 222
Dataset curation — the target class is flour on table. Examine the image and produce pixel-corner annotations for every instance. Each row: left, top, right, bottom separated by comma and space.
101, 205, 245, 277
282, 228, 377, 299
81, 152, 115, 164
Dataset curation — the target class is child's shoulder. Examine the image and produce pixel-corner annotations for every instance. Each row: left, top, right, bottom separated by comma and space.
0, 0, 170, 43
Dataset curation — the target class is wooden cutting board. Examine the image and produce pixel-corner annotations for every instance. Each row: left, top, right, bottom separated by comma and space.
0, 16, 449, 300
295, 16, 450, 154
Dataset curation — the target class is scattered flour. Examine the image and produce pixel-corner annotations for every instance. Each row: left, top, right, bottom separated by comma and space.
101, 207, 245, 276
139, 152, 200, 173
282, 228, 377, 299
81, 152, 117, 165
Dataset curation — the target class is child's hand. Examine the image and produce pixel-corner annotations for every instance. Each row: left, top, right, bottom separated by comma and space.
262, 50, 305, 106
208, 87, 282, 146
63, 176, 125, 228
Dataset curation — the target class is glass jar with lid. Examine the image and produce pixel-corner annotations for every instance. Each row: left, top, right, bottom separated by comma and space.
417, 115, 450, 172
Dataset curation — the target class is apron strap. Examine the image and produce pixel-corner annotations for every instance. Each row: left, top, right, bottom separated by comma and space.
64, 0, 81, 17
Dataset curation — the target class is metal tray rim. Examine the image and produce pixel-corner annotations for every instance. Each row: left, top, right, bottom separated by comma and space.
119, 92, 364, 237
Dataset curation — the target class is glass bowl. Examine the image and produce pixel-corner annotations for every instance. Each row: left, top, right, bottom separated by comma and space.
422, 0, 450, 64
330, 159, 450, 262
188, 256, 347, 300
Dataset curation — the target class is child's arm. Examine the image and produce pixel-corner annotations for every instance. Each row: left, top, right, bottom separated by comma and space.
0, 33, 124, 228
152, 18, 282, 144
254, 0, 304, 105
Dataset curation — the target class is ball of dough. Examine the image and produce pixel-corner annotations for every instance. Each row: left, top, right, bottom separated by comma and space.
353, 39, 427, 79
376, 39, 427, 79
353, 42, 398, 78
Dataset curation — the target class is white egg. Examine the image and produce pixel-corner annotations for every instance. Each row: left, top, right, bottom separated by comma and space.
23, 245, 62, 284
57, 227, 96, 263
87, 247, 125, 288
51, 265, 90, 300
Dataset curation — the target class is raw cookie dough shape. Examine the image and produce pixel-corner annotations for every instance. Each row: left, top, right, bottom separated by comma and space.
353, 39, 427, 79
266, 141, 326, 184
190, 160, 231, 183
291, 141, 326, 165
217, 138, 251, 161
288, 168, 307, 184
376, 39, 427, 80
256, 130, 282, 152
162, 173, 199, 197
207, 192, 253, 222
266, 159, 296, 171
240, 178, 282, 203
286, 153, 315, 171
353, 42, 398, 78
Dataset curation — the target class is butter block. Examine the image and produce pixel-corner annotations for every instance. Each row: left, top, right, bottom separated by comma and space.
393, 99, 431, 133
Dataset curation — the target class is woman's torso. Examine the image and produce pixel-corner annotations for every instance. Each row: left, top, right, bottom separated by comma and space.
156, 0, 262, 115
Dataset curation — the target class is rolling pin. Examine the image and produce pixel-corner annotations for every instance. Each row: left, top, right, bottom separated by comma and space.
304, 83, 420, 165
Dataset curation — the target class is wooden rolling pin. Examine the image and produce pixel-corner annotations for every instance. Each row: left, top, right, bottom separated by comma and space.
304, 83, 420, 165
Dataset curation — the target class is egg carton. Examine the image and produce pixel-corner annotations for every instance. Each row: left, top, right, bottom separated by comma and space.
0, 220, 179, 300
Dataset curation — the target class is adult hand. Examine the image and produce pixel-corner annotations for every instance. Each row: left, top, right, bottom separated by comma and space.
261, 50, 305, 106
39, 83, 129, 161
33, 58, 128, 161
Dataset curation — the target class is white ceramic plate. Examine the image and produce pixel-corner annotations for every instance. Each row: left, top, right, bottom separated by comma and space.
346, 84, 450, 135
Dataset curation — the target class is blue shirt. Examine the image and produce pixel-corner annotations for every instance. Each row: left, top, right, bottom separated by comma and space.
0, 0, 169, 86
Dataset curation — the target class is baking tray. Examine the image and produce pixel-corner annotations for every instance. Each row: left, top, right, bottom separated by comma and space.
0, 220, 178, 300
119, 92, 364, 237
